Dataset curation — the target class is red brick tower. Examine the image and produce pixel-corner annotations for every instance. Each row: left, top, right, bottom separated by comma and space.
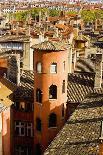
32, 41, 68, 154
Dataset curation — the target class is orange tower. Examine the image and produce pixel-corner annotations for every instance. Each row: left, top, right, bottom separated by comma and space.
32, 41, 68, 154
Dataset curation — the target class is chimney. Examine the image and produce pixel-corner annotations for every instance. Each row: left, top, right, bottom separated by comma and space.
94, 53, 102, 88
16, 54, 20, 86
39, 33, 44, 43
68, 44, 72, 73
100, 121, 103, 142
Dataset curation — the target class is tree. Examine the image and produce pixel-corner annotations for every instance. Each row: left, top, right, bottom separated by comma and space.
49, 9, 60, 17
81, 10, 96, 22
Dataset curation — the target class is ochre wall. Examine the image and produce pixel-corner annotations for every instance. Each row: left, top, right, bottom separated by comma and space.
34, 49, 68, 152
2, 108, 11, 155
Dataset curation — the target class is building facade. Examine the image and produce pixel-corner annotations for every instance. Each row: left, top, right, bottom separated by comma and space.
32, 40, 68, 154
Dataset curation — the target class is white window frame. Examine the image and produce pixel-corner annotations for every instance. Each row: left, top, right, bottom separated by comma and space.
36, 62, 42, 73
27, 123, 33, 137
50, 63, 57, 74
15, 122, 25, 136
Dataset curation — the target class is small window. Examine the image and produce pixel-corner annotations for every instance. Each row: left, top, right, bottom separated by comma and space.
26, 123, 33, 137
14, 101, 19, 110
36, 118, 41, 131
19, 102, 25, 111
63, 61, 65, 71
36, 89, 42, 103
35, 144, 41, 155
50, 63, 57, 73
49, 85, 57, 99
49, 113, 57, 127
15, 122, 25, 136
36, 62, 42, 73
62, 80, 65, 93
62, 104, 64, 117
15, 146, 32, 155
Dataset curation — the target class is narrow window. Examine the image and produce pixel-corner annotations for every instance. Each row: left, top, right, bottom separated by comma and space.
19, 102, 25, 111
50, 63, 57, 73
15, 122, 25, 136
63, 61, 65, 71
35, 144, 41, 155
36, 89, 42, 103
49, 113, 57, 127
36, 62, 42, 73
36, 118, 41, 131
26, 123, 33, 137
62, 80, 65, 93
49, 85, 57, 99
14, 101, 19, 110
62, 104, 64, 118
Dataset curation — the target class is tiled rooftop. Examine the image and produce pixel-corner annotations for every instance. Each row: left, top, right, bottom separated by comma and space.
74, 35, 89, 42
67, 72, 103, 103
13, 70, 34, 99
67, 73, 95, 103
31, 40, 66, 51
0, 35, 30, 43
0, 76, 16, 113
44, 93, 103, 155
74, 58, 95, 73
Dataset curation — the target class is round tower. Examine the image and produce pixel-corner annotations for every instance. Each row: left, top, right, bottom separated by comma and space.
32, 40, 68, 154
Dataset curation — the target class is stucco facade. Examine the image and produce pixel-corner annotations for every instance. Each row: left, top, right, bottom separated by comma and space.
33, 46, 68, 153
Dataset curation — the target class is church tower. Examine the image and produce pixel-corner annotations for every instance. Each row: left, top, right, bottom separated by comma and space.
32, 40, 68, 154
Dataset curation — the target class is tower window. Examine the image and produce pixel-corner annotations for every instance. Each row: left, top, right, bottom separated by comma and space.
49, 85, 57, 99
36, 118, 42, 131
50, 63, 57, 73
62, 80, 65, 93
19, 102, 25, 111
49, 113, 57, 127
36, 89, 42, 103
63, 61, 65, 71
36, 62, 42, 73
35, 144, 41, 155
62, 104, 64, 118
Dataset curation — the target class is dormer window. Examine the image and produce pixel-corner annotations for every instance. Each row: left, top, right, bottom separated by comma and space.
50, 63, 57, 73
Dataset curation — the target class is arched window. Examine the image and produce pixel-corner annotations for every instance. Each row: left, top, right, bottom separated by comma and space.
49, 113, 57, 127
36, 118, 41, 131
36, 62, 42, 73
49, 85, 57, 99
50, 63, 57, 73
36, 89, 42, 103
62, 80, 65, 93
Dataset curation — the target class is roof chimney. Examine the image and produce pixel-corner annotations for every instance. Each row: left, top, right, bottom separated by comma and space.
99, 121, 103, 142
94, 53, 102, 88
68, 44, 72, 73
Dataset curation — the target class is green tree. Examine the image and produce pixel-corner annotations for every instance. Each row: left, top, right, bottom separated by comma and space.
81, 10, 96, 22
49, 9, 60, 17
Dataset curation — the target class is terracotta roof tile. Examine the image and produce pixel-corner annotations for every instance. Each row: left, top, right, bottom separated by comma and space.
31, 40, 66, 51
44, 93, 103, 155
